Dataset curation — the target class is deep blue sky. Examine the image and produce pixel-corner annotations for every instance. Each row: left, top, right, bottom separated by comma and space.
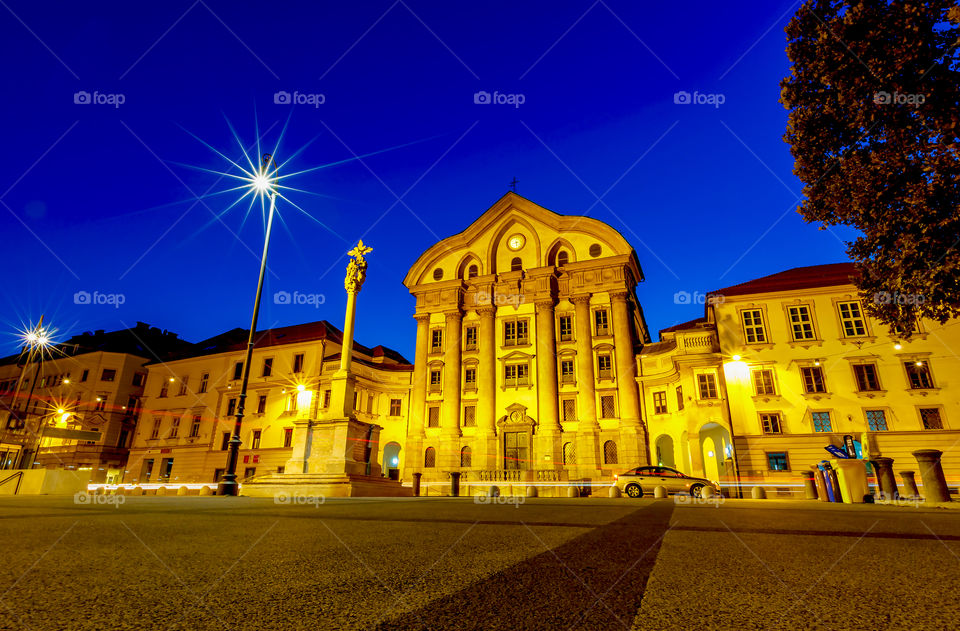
0, 0, 855, 359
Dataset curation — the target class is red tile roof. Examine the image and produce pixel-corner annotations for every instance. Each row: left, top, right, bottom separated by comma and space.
711, 262, 858, 298
659, 317, 708, 335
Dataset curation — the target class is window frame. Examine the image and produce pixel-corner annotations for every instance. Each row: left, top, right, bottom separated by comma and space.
752, 368, 777, 396
766, 451, 789, 471
760, 412, 782, 434
696, 372, 719, 400
811, 411, 833, 433
904, 360, 934, 390
800, 366, 827, 394
740, 308, 768, 344
864, 409, 889, 431
652, 391, 667, 415
836, 300, 868, 338
785, 304, 818, 341
594, 308, 610, 337
852, 363, 882, 392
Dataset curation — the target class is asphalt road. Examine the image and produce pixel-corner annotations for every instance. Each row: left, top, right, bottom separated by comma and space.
0, 496, 958, 630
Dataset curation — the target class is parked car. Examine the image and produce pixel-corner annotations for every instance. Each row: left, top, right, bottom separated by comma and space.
614, 466, 718, 498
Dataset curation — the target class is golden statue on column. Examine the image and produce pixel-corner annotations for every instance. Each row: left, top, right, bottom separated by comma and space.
345, 240, 372, 293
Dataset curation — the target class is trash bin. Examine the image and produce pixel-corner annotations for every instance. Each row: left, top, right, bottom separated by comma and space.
830, 459, 869, 503
812, 467, 829, 502
818, 462, 839, 502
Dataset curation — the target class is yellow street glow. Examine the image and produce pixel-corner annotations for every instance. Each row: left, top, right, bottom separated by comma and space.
296, 384, 306, 392
732, 354, 741, 361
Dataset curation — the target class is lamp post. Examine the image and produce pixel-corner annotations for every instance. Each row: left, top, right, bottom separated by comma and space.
218, 154, 278, 496
2, 317, 52, 469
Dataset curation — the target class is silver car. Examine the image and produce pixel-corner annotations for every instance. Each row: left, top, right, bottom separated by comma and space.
614, 466, 717, 498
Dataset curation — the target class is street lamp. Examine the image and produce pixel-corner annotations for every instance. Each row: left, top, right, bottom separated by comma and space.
3, 317, 54, 469
218, 154, 279, 497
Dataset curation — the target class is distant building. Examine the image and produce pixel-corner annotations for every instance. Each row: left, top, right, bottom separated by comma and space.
0, 322, 187, 482
126, 322, 411, 485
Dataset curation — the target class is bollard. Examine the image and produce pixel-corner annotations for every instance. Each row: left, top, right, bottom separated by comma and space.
199, 485, 213, 496
525, 486, 538, 498
899, 471, 921, 499
608, 485, 621, 498
751, 486, 767, 499
802, 471, 818, 500
871, 457, 899, 501
412, 472, 422, 497
449, 472, 461, 497
487, 485, 501, 498
177, 486, 189, 496
566, 485, 579, 498
653, 486, 668, 499
701, 485, 716, 500
913, 450, 951, 503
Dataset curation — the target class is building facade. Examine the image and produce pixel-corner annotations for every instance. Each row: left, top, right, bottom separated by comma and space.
402, 193, 652, 491
126, 321, 412, 485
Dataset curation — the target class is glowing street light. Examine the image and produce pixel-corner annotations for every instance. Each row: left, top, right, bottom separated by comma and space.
6, 317, 56, 468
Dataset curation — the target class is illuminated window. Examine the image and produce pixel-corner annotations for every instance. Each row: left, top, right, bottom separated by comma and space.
285, 392, 297, 413
464, 326, 477, 350
429, 369, 442, 392
460, 446, 472, 468
653, 391, 667, 414
866, 410, 888, 431
430, 329, 443, 353
787, 305, 816, 341
463, 405, 476, 427
853, 364, 881, 391
389, 398, 402, 416
603, 440, 618, 465
560, 359, 575, 383
504, 364, 529, 386
464, 367, 477, 390
905, 361, 933, 389
741, 309, 767, 343
600, 395, 616, 418
597, 354, 613, 379
251, 430, 261, 449
753, 369, 776, 395
767, 452, 789, 471
427, 406, 440, 428
811, 411, 832, 432
697, 373, 718, 399
595, 309, 609, 336
424, 447, 436, 467
559, 315, 573, 341
920, 408, 943, 430
760, 413, 782, 434
95, 396, 106, 412
503, 319, 529, 346
801, 366, 826, 393
837, 301, 867, 337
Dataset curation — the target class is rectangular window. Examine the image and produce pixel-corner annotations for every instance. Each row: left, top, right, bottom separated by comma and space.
323, 390, 331, 408
676, 386, 684, 411
595, 309, 609, 336
101, 369, 116, 382
652, 391, 667, 414
504, 364, 529, 386
504, 321, 516, 346
866, 410, 888, 431
367, 393, 375, 414
837, 301, 867, 337
227, 398, 237, 417
464, 326, 477, 350
463, 405, 476, 427
283, 427, 293, 448
697, 373, 718, 399
811, 411, 832, 432
117, 429, 129, 449
132, 372, 146, 387
149, 418, 162, 439
600, 395, 616, 418
787, 305, 816, 341
801, 366, 826, 393
767, 452, 789, 471
464, 367, 477, 390
853, 364, 881, 392
190, 415, 201, 438
169, 417, 180, 438
293, 353, 304, 373
560, 359, 575, 383
233, 362, 244, 380
251, 430, 261, 449
429, 369, 442, 392
516, 320, 529, 345
753, 369, 776, 395
80, 369, 89, 382
286, 392, 298, 413
430, 329, 443, 353
95, 396, 106, 412
262, 358, 273, 377
221, 432, 230, 450
905, 361, 933, 389
159, 380, 169, 398
427, 405, 440, 428
562, 398, 576, 422
920, 408, 944, 430
389, 398, 402, 416
177, 377, 188, 396
559, 315, 573, 342
199, 372, 209, 394
257, 395, 267, 414
597, 354, 613, 379
741, 309, 767, 343
760, 412, 782, 434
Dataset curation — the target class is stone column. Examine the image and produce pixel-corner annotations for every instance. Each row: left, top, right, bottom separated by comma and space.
899, 471, 920, 499
913, 449, 951, 503
476, 307, 498, 469
611, 291, 645, 467
871, 457, 898, 500
439, 310, 463, 470
410, 314, 430, 438
571, 295, 598, 473
535, 299, 562, 470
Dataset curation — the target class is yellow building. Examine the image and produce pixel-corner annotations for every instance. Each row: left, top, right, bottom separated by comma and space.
402, 192, 651, 493
641, 263, 960, 496
0, 323, 186, 482
127, 321, 412, 486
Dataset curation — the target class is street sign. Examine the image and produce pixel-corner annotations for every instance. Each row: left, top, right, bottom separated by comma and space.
42, 427, 101, 441
824, 445, 849, 459
843, 435, 857, 458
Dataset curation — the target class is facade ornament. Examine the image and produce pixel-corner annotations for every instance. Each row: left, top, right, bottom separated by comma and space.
345, 240, 373, 293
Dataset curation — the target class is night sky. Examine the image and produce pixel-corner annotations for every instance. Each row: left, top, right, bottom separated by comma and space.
0, 1, 855, 359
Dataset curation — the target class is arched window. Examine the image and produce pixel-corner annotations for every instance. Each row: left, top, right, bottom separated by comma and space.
510, 257, 522, 272
603, 440, 618, 465
468, 264, 479, 279
557, 251, 569, 267
562, 442, 576, 465
460, 446, 472, 468
424, 447, 436, 468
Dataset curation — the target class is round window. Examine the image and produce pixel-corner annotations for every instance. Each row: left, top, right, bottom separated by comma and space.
589, 243, 602, 257
433, 268, 444, 281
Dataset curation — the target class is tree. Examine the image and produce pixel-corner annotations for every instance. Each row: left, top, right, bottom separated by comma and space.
781, 0, 960, 334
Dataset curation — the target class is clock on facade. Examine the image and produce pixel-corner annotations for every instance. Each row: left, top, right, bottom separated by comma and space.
507, 234, 525, 251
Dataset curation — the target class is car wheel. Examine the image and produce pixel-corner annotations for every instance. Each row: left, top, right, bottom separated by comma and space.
689, 483, 704, 498
625, 484, 643, 498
